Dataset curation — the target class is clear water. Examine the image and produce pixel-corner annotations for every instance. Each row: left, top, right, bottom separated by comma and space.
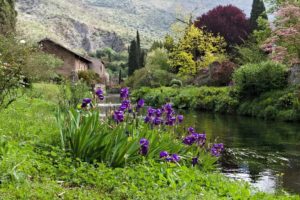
104, 95, 300, 194
181, 111, 300, 194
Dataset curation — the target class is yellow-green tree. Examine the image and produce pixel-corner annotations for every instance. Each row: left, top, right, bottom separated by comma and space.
169, 25, 226, 76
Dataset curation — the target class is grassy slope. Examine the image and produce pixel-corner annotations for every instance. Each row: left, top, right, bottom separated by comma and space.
0, 83, 298, 199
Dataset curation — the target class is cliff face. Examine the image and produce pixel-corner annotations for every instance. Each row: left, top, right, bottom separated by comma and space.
16, 0, 251, 53
16, 0, 126, 52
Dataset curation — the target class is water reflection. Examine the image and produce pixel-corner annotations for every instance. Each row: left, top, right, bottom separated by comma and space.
181, 111, 300, 194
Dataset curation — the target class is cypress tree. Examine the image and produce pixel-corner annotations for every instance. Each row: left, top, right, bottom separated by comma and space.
128, 40, 138, 76
0, 0, 17, 35
250, 0, 268, 31
136, 30, 141, 68
118, 69, 122, 84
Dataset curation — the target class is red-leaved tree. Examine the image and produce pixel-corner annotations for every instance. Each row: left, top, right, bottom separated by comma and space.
194, 5, 251, 47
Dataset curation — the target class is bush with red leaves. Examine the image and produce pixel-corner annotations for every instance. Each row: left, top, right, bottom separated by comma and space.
195, 5, 251, 47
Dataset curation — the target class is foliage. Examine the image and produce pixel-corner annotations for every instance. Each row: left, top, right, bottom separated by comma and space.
235, 41, 268, 65
126, 48, 176, 88
128, 31, 145, 76
0, 0, 17, 35
24, 51, 63, 81
150, 40, 164, 51
0, 84, 299, 199
238, 87, 300, 121
126, 67, 176, 88
78, 70, 101, 86
233, 61, 288, 97
170, 79, 183, 88
169, 25, 226, 76
57, 110, 185, 167
58, 80, 92, 111
250, 0, 268, 32
262, 3, 300, 64
132, 86, 239, 113
195, 5, 250, 47
0, 36, 62, 109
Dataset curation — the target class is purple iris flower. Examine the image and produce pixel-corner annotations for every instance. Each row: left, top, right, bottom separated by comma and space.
81, 98, 92, 108
137, 99, 145, 108
177, 115, 184, 123
211, 143, 224, 157
156, 109, 163, 117
144, 116, 151, 123
95, 88, 104, 101
172, 154, 180, 162
165, 154, 181, 162
140, 138, 149, 147
188, 127, 195, 133
83, 98, 92, 104
147, 107, 156, 117
153, 117, 162, 125
192, 157, 198, 166
139, 138, 149, 156
183, 135, 196, 145
160, 151, 169, 158
119, 100, 130, 111
113, 110, 124, 123
120, 88, 129, 99
197, 133, 206, 146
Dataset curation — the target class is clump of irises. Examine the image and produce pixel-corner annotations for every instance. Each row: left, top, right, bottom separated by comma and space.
112, 87, 224, 165
144, 103, 184, 126
211, 143, 224, 157
182, 126, 224, 166
113, 88, 146, 123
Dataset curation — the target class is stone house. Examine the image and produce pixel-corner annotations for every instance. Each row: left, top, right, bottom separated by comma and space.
39, 38, 109, 83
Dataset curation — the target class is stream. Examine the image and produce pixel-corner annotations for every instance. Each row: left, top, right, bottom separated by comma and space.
104, 95, 300, 194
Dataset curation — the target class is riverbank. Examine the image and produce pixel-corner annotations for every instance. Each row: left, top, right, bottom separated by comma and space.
0, 83, 299, 199
132, 86, 300, 122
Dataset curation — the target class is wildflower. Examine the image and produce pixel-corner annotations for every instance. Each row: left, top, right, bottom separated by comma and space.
160, 151, 169, 158
81, 98, 92, 108
147, 107, 156, 117
171, 154, 180, 162
137, 99, 145, 108
120, 88, 129, 99
96, 88, 104, 101
183, 135, 196, 145
192, 157, 198, 166
177, 115, 184, 123
197, 133, 206, 147
156, 109, 163, 117
119, 100, 131, 111
144, 116, 151, 123
188, 127, 195, 133
139, 138, 149, 156
211, 143, 224, 157
153, 117, 162, 125
113, 110, 124, 123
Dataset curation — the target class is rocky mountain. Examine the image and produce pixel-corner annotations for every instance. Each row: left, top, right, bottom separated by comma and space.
15, 0, 253, 53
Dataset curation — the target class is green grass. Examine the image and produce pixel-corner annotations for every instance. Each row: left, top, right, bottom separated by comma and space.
0, 83, 299, 199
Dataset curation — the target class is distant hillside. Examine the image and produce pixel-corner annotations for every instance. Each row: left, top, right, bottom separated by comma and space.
16, 0, 252, 52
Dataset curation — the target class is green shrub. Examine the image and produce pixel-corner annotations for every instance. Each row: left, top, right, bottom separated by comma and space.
233, 61, 288, 97
78, 70, 101, 86
132, 86, 239, 114
170, 79, 183, 87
